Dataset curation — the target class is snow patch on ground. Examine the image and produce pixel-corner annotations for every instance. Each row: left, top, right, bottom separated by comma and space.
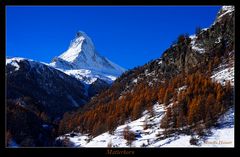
158, 60, 162, 65
190, 35, 205, 54
59, 102, 234, 147
201, 107, 234, 147
211, 64, 234, 86
132, 78, 138, 83
58, 103, 166, 147
177, 85, 187, 93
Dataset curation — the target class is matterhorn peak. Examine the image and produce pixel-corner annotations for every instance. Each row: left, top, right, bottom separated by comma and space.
50, 31, 126, 80
58, 31, 96, 63
76, 31, 87, 37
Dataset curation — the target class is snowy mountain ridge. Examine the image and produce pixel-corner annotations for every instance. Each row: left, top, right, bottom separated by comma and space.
213, 5, 234, 25
50, 31, 126, 84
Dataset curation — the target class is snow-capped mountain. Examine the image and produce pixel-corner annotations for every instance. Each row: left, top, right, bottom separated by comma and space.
50, 31, 126, 84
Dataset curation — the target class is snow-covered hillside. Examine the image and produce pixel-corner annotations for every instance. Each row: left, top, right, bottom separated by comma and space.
58, 101, 234, 147
57, 103, 166, 147
57, 52, 234, 147
50, 31, 126, 84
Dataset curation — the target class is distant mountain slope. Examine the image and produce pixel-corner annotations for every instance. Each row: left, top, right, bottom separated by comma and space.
6, 57, 90, 146
7, 57, 89, 117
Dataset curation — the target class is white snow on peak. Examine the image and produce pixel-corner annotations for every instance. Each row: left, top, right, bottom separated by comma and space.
50, 31, 126, 82
221, 6, 234, 13
59, 31, 95, 63
214, 6, 234, 25
6, 57, 29, 71
6, 57, 26, 64
217, 6, 234, 19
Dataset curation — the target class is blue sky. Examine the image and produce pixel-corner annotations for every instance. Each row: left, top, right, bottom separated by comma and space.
6, 6, 221, 69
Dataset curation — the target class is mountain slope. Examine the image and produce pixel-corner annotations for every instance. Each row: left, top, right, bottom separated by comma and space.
58, 102, 234, 147
61, 58, 234, 147
58, 6, 234, 147
7, 57, 89, 117
6, 57, 90, 146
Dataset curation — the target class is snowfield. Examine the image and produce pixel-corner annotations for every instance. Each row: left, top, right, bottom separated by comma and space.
57, 103, 167, 147
58, 103, 234, 147
58, 69, 117, 85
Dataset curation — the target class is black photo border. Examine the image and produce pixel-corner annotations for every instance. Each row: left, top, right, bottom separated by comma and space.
1, 0, 239, 156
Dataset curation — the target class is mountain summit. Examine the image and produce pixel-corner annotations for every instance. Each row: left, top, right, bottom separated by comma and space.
214, 5, 234, 24
50, 31, 126, 78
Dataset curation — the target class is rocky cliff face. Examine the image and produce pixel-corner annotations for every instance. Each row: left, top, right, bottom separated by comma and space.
160, 5, 234, 75
116, 7, 235, 96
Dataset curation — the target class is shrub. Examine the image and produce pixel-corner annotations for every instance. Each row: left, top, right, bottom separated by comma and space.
189, 136, 199, 145
123, 126, 136, 146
